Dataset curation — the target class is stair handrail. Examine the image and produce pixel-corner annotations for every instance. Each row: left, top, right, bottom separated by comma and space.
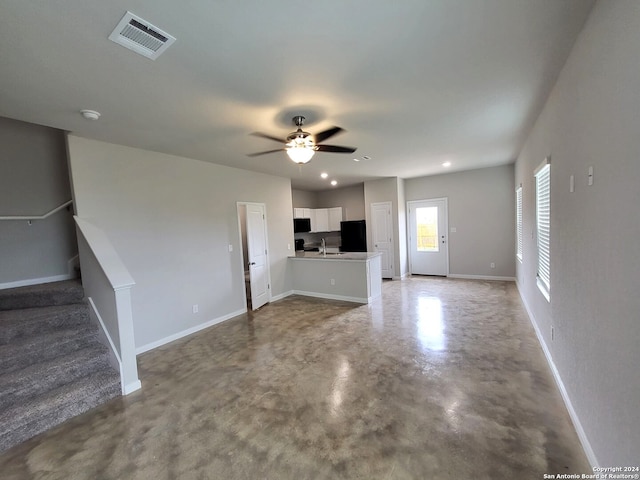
0, 199, 73, 221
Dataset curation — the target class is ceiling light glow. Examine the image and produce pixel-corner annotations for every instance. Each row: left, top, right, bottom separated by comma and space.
331, 180, 338, 186
442, 161, 452, 167
320, 172, 328, 179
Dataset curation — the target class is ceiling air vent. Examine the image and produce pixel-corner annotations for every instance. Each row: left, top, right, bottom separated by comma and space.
108, 11, 176, 60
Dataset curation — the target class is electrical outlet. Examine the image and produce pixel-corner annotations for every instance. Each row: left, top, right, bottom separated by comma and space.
330, 278, 335, 286
192, 304, 199, 314
490, 262, 495, 269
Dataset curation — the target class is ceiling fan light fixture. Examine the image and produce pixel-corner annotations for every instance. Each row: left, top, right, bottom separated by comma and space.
286, 132, 315, 164
286, 145, 315, 164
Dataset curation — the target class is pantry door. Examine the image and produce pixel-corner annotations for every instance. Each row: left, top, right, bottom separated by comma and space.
246, 203, 270, 310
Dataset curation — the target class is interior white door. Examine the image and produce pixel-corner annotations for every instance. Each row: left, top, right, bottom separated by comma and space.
371, 202, 394, 278
246, 203, 270, 310
408, 198, 448, 276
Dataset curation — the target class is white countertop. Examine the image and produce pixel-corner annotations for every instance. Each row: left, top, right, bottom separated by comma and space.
290, 251, 382, 261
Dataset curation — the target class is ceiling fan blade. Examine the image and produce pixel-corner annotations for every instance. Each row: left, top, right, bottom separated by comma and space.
314, 126, 344, 144
247, 148, 285, 157
250, 132, 286, 144
315, 144, 357, 154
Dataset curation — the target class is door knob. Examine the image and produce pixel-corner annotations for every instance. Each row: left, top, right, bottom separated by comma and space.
249, 262, 256, 266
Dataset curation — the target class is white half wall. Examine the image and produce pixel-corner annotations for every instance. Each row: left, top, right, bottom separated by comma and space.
514, 0, 640, 465
67, 135, 294, 350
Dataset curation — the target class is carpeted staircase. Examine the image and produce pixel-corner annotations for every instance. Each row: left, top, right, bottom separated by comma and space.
0, 280, 121, 452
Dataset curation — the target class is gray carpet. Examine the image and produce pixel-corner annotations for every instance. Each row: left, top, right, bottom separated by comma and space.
0, 280, 120, 452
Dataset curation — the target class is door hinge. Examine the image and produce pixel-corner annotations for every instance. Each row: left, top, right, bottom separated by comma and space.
268, 283, 270, 289
265, 249, 267, 254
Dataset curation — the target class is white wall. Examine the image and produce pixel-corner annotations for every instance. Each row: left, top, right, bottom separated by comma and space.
514, 0, 639, 465
0, 117, 77, 286
405, 165, 515, 278
67, 135, 294, 351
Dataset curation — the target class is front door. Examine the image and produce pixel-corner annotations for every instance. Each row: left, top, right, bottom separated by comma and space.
408, 198, 448, 276
246, 203, 270, 310
371, 202, 394, 279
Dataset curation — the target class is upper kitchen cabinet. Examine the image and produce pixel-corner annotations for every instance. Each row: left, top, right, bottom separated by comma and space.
314, 208, 329, 232
293, 207, 343, 232
293, 208, 313, 219
328, 207, 343, 231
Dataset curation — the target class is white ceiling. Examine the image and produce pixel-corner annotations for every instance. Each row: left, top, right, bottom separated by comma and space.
0, 0, 594, 191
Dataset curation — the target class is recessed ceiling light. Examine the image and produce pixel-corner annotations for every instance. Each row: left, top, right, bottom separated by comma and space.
442, 161, 452, 167
330, 180, 338, 186
320, 172, 328, 179
353, 158, 360, 162
363, 156, 371, 160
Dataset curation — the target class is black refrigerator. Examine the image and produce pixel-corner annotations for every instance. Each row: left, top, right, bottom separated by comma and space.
340, 220, 367, 252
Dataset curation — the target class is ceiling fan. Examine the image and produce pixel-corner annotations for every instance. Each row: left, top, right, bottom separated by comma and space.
248, 115, 357, 164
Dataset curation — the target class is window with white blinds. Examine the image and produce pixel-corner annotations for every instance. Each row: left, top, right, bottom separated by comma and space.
535, 159, 551, 300
516, 186, 523, 261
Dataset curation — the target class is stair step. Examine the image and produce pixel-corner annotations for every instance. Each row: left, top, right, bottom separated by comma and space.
0, 280, 84, 311
0, 303, 90, 344
0, 344, 112, 409
0, 323, 100, 375
0, 368, 121, 452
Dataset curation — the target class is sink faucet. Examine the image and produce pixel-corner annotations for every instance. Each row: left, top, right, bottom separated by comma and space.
321, 238, 326, 255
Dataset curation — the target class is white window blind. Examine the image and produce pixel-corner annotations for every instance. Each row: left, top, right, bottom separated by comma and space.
516, 186, 523, 261
535, 160, 550, 299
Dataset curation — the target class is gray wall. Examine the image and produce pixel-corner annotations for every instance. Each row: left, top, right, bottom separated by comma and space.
0, 117, 77, 286
514, 0, 639, 465
405, 165, 516, 278
293, 185, 366, 221
364, 177, 405, 279
291, 189, 318, 209
67, 135, 294, 351
316, 184, 365, 220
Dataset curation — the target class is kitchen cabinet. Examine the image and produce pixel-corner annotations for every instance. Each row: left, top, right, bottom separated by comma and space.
328, 207, 343, 231
293, 206, 342, 232
314, 208, 329, 232
293, 208, 313, 219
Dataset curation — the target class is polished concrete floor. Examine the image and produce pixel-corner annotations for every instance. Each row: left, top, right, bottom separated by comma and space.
0, 277, 591, 479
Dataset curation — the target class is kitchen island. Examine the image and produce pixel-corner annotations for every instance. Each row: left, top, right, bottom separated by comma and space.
289, 251, 382, 304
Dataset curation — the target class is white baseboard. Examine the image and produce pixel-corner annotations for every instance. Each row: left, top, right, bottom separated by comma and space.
448, 274, 516, 282
0, 273, 74, 290
270, 290, 293, 302
135, 307, 247, 355
515, 282, 599, 468
123, 379, 142, 395
292, 289, 368, 304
